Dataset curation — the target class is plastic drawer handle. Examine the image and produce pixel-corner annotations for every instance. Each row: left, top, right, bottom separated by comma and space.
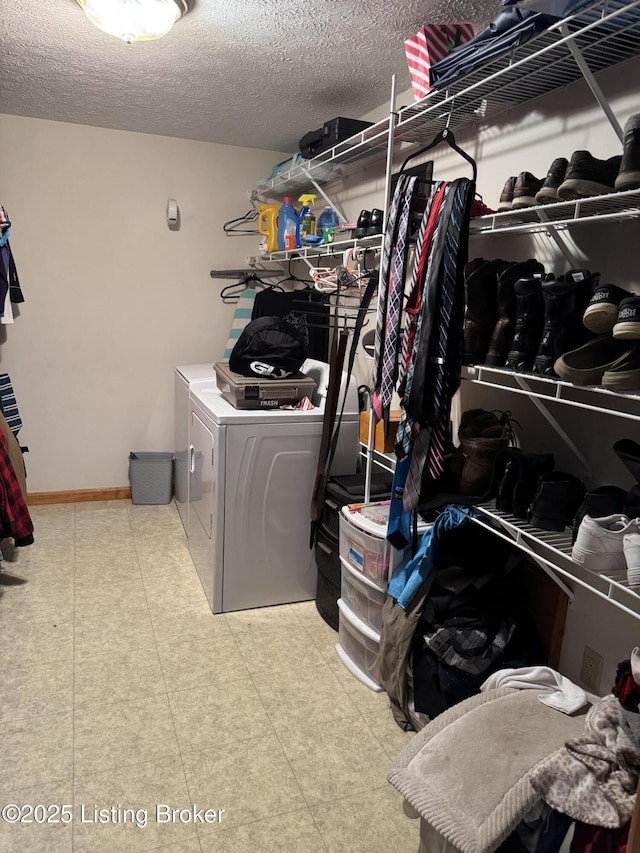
326, 499, 338, 509
317, 542, 332, 555
189, 444, 195, 474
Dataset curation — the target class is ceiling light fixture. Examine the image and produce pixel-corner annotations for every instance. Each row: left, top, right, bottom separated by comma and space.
75, 0, 192, 44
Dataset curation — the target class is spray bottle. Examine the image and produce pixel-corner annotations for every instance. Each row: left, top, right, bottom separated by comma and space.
296, 194, 317, 248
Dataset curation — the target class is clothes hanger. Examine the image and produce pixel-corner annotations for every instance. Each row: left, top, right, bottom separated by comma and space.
399, 127, 477, 182
219, 273, 283, 303
222, 209, 259, 236
278, 258, 314, 289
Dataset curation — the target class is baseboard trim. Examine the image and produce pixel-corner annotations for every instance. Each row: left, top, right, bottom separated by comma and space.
28, 488, 132, 506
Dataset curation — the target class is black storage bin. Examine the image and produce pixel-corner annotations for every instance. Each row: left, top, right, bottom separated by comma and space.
299, 117, 373, 159
315, 569, 340, 631
324, 472, 393, 539
315, 523, 341, 587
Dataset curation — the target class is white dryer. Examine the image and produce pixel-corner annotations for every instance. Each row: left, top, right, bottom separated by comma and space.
187, 359, 358, 613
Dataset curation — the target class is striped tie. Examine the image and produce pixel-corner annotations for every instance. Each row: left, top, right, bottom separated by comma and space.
0, 373, 22, 437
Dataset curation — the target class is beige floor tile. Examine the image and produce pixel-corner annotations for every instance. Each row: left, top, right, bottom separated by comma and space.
0, 659, 74, 722
24, 513, 75, 542
168, 679, 274, 754
2, 548, 75, 582
340, 679, 415, 759
74, 610, 157, 659
145, 842, 201, 853
301, 618, 340, 663
199, 807, 326, 851
289, 600, 322, 624
1, 711, 73, 791
74, 695, 180, 776
142, 569, 207, 614
132, 515, 186, 541
252, 663, 356, 733
74, 578, 148, 618
74, 515, 134, 541
135, 538, 194, 577
0, 777, 73, 853
311, 786, 419, 853
157, 636, 249, 693
74, 555, 142, 587
181, 734, 306, 832
149, 608, 231, 648
74, 646, 166, 707
224, 604, 300, 635
233, 625, 326, 676
0, 615, 73, 667
278, 715, 392, 806
74, 500, 130, 513
0, 582, 74, 622
73, 757, 197, 853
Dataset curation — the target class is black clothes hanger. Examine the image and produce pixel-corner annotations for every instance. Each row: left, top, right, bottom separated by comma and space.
219, 274, 283, 303
399, 127, 477, 182
223, 209, 259, 236
278, 258, 314, 289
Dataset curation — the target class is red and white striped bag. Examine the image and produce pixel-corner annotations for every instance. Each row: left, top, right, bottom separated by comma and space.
404, 24, 474, 100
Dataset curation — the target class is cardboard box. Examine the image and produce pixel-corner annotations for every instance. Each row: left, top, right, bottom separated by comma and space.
359, 411, 402, 454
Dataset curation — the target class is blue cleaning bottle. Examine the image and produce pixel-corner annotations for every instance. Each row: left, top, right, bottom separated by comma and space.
317, 206, 339, 244
277, 197, 298, 251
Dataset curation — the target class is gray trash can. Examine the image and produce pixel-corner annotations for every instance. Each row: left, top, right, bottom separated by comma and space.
129, 451, 174, 505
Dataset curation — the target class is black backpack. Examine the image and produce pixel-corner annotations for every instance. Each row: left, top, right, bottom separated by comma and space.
229, 316, 308, 379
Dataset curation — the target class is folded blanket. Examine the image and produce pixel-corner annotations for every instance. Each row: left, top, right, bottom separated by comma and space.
480, 665, 588, 714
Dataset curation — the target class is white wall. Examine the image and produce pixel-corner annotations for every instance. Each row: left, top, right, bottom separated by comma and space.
0, 114, 286, 492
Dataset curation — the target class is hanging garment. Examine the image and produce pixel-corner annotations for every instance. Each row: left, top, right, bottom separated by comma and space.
0, 374, 22, 436
252, 288, 330, 361
0, 430, 33, 545
0, 409, 26, 499
223, 287, 257, 359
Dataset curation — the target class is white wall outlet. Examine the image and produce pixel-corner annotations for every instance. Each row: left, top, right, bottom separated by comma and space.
580, 645, 604, 694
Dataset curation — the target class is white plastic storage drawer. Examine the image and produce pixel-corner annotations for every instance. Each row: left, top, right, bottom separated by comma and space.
336, 598, 382, 691
339, 506, 390, 586
340, 557, 386, 633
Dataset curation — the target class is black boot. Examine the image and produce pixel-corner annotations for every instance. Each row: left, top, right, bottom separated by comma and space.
506, 274, 545, 372
486, 259, 544, 367
529, 472, 586, 531
463, 258, 501, 366
533, 270, 600, 376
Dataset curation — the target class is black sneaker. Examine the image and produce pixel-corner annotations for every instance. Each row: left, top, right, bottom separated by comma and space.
511, 172, 544, 208
535, 157, 568, 205
497, 176, 516, 211
583, 283, 635, 334
557, 151, 622, 200
615, 113, 640, 192
601, 341, 640, 391
613, 296, 640, 340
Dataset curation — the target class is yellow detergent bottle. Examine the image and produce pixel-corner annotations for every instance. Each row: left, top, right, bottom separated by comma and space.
257, 203, 279, 254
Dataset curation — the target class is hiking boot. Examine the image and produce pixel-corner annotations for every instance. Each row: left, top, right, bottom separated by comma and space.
506, 274, 545, 372
613, 296, 640, 340
492, 448, 555, 518
601, 341, 640, 392
529, 472, 585, 532
557, 151, 622, 200
463, 258, 501, 365
455, 409, 512, 496
533, 269, 599, 376
615, 113, 640, 192
553, 335, 632, 385
485, 259, 545, 367
572, 514, 638, 572
511, 172, 545, 208
498, 176, 516, 211
535, 157, 568, 205
583, 283, 635, 334
572, 485, 628, 543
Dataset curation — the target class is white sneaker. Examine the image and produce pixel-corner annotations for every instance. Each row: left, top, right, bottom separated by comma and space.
571, 514, 639, 572
624, 528, 640, 586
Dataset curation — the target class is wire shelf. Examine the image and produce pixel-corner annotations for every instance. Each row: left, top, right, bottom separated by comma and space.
260, 234, 383, 262
472, 501, 640, 619
470, 188, 640, 235
396, 0, 640, 144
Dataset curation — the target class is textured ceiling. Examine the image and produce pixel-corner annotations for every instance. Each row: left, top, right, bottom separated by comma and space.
2, 0, 501, 153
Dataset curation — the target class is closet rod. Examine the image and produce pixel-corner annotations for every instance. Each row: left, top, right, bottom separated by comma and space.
209, 268, 282, 279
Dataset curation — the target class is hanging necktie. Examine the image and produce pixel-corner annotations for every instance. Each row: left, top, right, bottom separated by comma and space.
0, 374, 23, 437
375, 176, 418, 418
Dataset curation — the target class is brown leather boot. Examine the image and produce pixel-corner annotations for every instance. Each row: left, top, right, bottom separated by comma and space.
459, 433, 510, 495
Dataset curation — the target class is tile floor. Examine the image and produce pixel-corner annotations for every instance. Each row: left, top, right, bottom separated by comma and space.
0, 499, 419, 853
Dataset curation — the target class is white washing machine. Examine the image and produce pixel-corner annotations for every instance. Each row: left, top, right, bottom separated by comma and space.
174, 364, 221, 534
186, 359, 358, 613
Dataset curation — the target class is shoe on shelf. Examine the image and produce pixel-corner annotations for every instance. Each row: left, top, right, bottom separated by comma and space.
463, 258, 502, 366
624, 530, 640, 586
613, 437, 640, 482
511, 172, 545, 208
615, 113, 640, 192
572, 485, 628, 543
367, 209, 384, 236
557, 151, 622, 200
533, 269, 599, 376
498, 176, 517, 211
583, 283, 635, 334
529, 471, 585, 532
601, 341, 640, 392
353, 210, 371, 238
572, 513, 638, 572
612, 295, 640, 340
485, 259, 545, 367
506, 273, 545, 371
553, 334, 631, 386
535, 157, 569, 205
